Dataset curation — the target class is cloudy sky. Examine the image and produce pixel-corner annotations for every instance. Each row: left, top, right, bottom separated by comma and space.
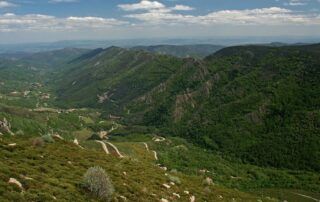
0, 0, 319, 43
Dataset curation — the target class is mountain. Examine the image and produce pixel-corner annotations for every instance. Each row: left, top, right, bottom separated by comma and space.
54, 47, 184, 111
0, 44, 319, 201
129, 44, 320, 171
53, 44, 320, 172
131, 44, 224, 58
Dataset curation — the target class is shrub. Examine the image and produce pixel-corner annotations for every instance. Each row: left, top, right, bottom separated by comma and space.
41, 134, 55, 143
15, 130, 24, 136
32, 137, 45, 147
167, 174, 181, 185
82, 166, 114, 201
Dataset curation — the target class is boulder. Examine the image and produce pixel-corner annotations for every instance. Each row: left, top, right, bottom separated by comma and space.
8, 178, 23, 190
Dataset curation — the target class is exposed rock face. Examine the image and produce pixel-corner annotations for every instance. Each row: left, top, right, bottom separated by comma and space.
0, 118, 14, 136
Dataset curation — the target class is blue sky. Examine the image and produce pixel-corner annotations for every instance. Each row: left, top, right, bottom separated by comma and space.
0, 0, 319, 43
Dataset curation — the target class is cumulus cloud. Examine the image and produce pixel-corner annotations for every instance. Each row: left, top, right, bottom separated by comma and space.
171, 5, 194, 11
124, 6, 320, 26
118, 0, 194, 12
118, 0, 165, 11
0, 1, 16, 8
0, 13, 128, 32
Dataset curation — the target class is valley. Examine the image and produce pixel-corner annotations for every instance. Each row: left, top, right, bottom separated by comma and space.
0, 44, 319, 201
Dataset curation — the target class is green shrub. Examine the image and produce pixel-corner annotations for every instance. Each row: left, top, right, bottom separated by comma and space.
41, 134, 55, 143
82, 166, 114, 201
167, 174, 181, 185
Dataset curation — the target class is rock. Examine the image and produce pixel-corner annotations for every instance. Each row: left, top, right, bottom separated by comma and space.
0, 118, 14, 136
184, 190, 190, 195
8, 143, 17, 147
190, 195, 195, 202
162, 184, 171, 189
199, 169, 210, 174
203, 177, 214, 186
152, 136, 166, 142
218, 195, 223, 199
52, 134, 64, 140
160, 166, 167, 171
170, 182, 175, 186
123, 171, 127, 176
160, 199, 169, 202
73, 138, 84, 149
73, 139, 80, 146
8, 178, 23, 190
19, 175, 33, 180
153, 150, 158, 160
119, 195, 127, 201
143, 142, 149, 151
173, 193, 181, 198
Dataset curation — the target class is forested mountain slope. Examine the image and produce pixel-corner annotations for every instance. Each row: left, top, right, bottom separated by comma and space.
127, 44, 320, 171
52, 44, 320, 171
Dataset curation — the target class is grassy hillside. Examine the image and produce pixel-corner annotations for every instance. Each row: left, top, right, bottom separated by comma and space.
0, 44, 319, 201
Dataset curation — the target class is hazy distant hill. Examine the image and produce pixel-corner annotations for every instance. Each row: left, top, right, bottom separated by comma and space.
131, 44, 224, 58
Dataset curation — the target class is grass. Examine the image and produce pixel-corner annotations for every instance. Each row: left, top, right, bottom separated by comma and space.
0, 135, 268, 202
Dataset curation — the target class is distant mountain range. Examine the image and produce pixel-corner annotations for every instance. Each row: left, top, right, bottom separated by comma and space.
131, 44, 224, 58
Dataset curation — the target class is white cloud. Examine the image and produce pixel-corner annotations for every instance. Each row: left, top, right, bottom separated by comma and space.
0, 13, 128, 32
125, 7, 320, 26
171, 5, 194, 11
118, 0, 165, 11
0, 1, 16, 8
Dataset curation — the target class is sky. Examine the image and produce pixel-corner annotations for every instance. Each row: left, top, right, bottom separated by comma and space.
0, 0, 320, 43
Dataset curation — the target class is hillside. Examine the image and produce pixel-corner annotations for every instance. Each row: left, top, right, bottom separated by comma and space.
127, 44, 320, 171
0, 44, 319, 201
54, 47, 184, 112
52, 44, 320, 171
131, 44, 224, 58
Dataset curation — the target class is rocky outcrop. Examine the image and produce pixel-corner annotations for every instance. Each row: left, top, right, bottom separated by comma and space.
0, 118, 14, 136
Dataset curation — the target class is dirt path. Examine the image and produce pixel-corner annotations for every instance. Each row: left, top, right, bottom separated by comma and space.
106, 142, 124, 158
153, 150, 158, 160
143, 142, 149, 151
95, 140, 110, 154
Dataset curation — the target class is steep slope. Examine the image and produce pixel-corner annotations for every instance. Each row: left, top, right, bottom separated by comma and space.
131, 44, 224, 58
53, 44, 320, 171
127, 44, 320, 171
55, 47, 184, 112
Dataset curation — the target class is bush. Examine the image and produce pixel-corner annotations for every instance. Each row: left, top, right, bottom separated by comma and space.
82, 166, 114, 201
41, 134, 55, 143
